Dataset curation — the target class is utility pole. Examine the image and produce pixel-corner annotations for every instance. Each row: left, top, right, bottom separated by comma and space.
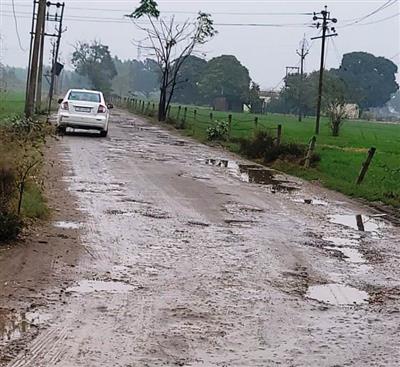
311, 6, 338, 134
296, 37, 309, 122
284, 66, 300, 87
35, 6, 46, 113
25, 0, 46, 118
47, 2, 65, 114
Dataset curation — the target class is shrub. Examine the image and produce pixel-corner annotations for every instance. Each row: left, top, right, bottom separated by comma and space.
206, 121, 229, 141
0, 212, 22, 242
239, 130, 320, 166
239, 130, 274, 158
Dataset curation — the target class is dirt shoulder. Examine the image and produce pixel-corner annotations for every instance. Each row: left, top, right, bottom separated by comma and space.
0, 139, 82, 364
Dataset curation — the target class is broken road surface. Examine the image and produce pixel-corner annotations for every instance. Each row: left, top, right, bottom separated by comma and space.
1, 110, 400, 366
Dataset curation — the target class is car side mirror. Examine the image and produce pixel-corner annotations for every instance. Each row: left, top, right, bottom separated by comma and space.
107, 103, 114, 109
57, 98, 63, 104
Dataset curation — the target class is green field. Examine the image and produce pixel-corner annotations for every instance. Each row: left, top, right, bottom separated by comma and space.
126, 101, 400, 207
0, 91, 25, 120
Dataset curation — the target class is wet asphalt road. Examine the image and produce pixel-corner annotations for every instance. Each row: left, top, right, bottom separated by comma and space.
5, 110, 400, 366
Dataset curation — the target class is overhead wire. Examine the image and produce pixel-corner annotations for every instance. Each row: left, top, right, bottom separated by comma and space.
340, 0, 398, 28
10, 0, 26, 51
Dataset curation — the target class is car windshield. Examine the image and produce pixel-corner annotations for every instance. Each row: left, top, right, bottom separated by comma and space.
68, 91, 101, 103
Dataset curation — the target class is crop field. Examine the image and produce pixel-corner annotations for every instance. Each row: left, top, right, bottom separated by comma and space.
0, 91, 25, 120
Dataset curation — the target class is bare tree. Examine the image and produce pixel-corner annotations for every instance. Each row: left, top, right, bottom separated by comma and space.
127, 0, 217, 121
326, 99, 347, 137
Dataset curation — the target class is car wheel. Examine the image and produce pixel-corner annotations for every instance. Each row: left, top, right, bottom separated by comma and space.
56, 126, 66, 135
100, 129, 108, 137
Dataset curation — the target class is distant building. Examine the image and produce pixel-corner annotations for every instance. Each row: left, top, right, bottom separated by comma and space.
343, 104, 360, 119
259, 90, 279, 114
213, 97, 243, 112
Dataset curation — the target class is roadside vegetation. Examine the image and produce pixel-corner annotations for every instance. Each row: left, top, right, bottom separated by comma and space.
0, 92, 51, 242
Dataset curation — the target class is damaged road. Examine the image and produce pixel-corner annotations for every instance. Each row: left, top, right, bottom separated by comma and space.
1, 110, 400, 366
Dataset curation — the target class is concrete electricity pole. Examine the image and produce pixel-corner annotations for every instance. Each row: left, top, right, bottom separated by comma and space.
311, 6, 338, 134
296, 37, 309, 122
25, 0, 46, 117
48, 2, 65, 114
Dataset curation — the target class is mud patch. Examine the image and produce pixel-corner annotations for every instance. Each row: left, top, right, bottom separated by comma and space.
293, 197, 328, 206
329, 214, 387, 232
0, 308, 49, 345
323, 236, 366, 264
306, 284, 369, 305
66, 280, 134, 294
53, 221, 81, 229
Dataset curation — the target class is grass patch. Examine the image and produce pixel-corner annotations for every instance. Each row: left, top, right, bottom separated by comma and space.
125, 101, 400, 207
0, 90, 25, 120
21, 182, 48, 219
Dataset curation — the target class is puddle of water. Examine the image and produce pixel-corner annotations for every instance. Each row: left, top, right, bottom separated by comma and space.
206, 159, 297, 191
326, 246, 365, 263
329, 214, 386, 232
53, 221, 81, 229
293, 198, 328, 206
66, 280, 134, 294
306, 284, 369, 305
0, 309, 49, 344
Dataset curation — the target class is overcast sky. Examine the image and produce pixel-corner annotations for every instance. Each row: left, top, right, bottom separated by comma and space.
1, 0, 399, 89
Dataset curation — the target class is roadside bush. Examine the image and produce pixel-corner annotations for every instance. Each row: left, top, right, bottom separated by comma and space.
206, 121, 229, 141
0, 115, 51, 242
239, 130, 320, 166
0, 212, 22, 242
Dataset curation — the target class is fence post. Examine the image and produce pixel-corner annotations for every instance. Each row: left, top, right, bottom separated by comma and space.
152, 103, 155, 115
228, 114, 232, 138
183, 107, 187, 126
356, 147, 376, 185
177, 105, 182, 121
209, 112, 213, 122
254, 116, 258, 128
304, 136, 317, 169
276, 124, 282, 146
194, 109, 197, 121
141, 101, 145, 113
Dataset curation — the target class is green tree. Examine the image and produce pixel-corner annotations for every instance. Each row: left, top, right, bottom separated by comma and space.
128, 0, 217, 121
71, 41, 117, 95
335, 52, 398, 109
199, 55, 251, 109
247, 82, 263, 113
172, 55, 207, 105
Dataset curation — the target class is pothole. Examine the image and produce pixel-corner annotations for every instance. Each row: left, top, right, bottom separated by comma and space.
306, 284, 369, 305
53, 221, 81, 229
205, 159, 298, 192
66, 280, 134, 294
323, 236, 366, 264
293, 198, 328, 206
329, 214, 387, 232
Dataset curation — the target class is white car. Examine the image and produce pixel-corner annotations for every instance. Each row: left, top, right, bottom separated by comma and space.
56, 89, 113, 137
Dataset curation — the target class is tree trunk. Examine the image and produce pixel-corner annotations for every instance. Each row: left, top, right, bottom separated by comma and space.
158, 88, 167, 121
331, 120, 340, 136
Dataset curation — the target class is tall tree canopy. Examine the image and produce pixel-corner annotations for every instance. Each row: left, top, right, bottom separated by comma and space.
71, 41, 117, 95
335, 52, 398, 109
172, 55, 207, 105
128, 0, 217, 121
199, 55, 251, 105
112, 57, 159, 97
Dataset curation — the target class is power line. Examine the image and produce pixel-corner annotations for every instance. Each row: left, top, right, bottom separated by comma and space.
340, 0, 398, 28
1, 3, 313, 16
11, 0, 26, 51
0, 11, 314, 27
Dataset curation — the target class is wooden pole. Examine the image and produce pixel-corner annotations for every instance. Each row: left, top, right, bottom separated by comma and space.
356, 147, 376, 185
209, 112, 213, 122
194, 109, 197, 121
276, 124, 282, 146
304, 136, 316, 168
177, 106, 181, 120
